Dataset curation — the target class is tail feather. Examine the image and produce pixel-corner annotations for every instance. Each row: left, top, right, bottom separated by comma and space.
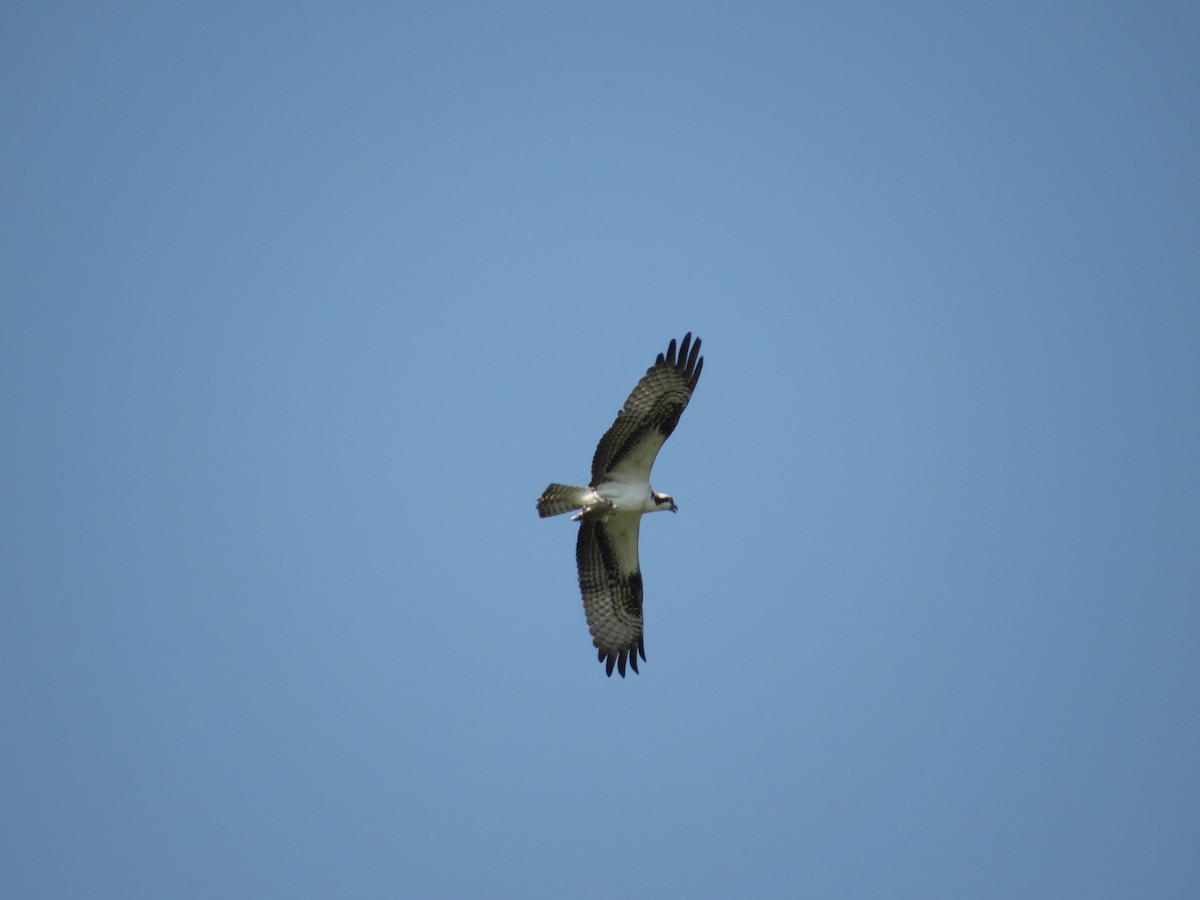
537, 483, 591, 518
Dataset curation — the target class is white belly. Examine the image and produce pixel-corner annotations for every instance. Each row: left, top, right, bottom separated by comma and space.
595, 479, 653, 513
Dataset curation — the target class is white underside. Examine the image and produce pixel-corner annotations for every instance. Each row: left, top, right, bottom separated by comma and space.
594, 479, 656, 513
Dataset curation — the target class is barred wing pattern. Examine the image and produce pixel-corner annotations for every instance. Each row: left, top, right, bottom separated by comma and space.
590, 333, 703, 486
576, 518, 645, 677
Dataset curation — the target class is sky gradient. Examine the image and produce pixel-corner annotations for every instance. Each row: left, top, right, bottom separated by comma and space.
3, 3, 1198, 897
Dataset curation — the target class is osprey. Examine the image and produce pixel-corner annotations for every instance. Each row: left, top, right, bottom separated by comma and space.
537, 332, 703, 677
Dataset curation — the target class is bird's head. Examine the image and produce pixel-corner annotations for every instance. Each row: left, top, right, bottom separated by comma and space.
652, 491, 678, 513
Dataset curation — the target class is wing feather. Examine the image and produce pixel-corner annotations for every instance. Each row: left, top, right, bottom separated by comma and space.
576, 517, 646, 677
589, 332, 703, 486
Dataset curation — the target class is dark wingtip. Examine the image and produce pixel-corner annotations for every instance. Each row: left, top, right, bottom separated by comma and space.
678, 332, 692, 363
599, 647, 642, 678
683, 333, 703, 388
657, 333, 703, 375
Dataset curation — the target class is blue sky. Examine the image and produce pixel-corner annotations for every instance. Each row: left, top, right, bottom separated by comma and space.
3, 2, 1198, 897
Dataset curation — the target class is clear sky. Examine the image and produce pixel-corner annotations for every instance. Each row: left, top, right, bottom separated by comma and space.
3, 2, 1198, 897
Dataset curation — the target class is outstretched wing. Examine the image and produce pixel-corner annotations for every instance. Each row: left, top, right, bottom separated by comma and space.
576, 517, 645, 677
590, 332, 703, 486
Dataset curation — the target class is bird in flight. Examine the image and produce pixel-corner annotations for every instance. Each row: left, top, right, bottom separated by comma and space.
537, 333, 704, 677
